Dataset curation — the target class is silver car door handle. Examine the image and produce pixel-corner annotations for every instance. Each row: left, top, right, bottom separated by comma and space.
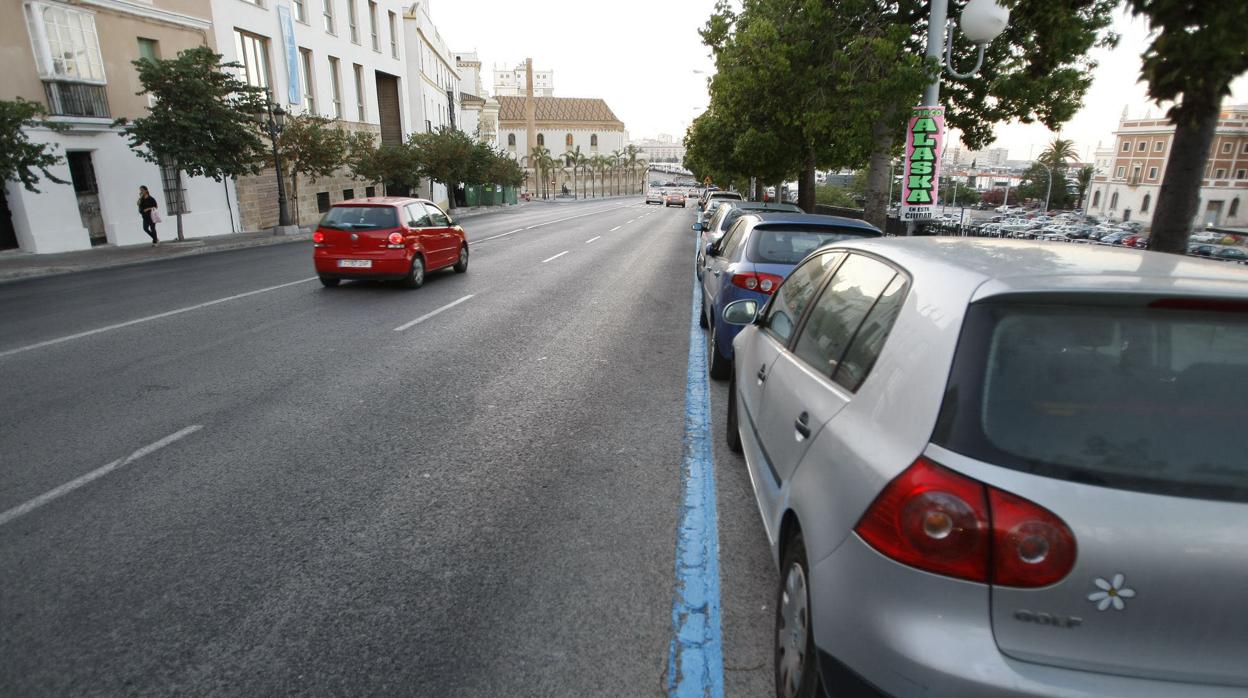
795, 412, 811, 439
712, 269, 721, 276
757, 365, 767, 382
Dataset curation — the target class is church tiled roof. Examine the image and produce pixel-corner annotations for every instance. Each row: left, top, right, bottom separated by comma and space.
497, 96, 623, 126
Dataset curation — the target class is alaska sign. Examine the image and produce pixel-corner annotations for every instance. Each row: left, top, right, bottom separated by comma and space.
901, 106, 945, 222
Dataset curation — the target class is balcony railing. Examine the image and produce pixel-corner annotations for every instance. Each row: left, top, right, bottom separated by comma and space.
43, 80, 109, 118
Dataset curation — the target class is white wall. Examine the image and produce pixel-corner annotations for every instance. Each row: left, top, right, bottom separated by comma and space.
500, 127, 626, 159
7, 125, 240, 253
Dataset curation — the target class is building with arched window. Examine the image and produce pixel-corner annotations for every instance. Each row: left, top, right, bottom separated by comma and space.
1084, 104, 1248, 229
495, 95, 630, 196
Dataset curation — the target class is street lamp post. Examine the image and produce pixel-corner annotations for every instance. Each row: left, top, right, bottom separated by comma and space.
1035, 161, 1054, 212
264, 95, 293, 232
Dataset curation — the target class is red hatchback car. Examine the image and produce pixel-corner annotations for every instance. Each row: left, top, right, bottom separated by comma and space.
312, 197, 468, 288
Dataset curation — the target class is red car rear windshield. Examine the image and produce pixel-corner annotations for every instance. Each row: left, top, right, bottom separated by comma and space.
320, 206, 398, 230
933, 300, 1248, 502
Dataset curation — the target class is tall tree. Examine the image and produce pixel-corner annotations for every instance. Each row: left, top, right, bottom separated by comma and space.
611, 149, 625, 195
1128, 0, 1248, 253
410, 126, 477, 208
622, 144, 646, 194
116, 46, 268, 240
1074, 164, 1095, 210
0, 99, 68, 193
565, 145, 588, 199
346, 132, 422, 196
270, 114, 348, 224
1038, 137, 1080, 171
1018, 163, 1070, 210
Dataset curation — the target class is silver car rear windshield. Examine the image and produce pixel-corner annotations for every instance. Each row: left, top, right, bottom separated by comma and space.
320, 206, 398, 230
933, 300, 1248, 502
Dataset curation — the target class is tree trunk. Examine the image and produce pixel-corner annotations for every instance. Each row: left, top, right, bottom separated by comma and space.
173, 167, 185, 241
290, 174, 301, 226
753, 179, 764, 201
1149, 103, 1221, 255
798, 146, 817, 213
864, 114, 898, 230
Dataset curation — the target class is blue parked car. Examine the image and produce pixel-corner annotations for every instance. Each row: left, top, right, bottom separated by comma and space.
699, 213, 881, 379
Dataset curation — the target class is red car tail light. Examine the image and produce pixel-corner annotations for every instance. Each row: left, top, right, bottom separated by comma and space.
730, 272, 784, 295
312, 231, 325, 245
855, 458, 1076, 587
387, 232, 405, 245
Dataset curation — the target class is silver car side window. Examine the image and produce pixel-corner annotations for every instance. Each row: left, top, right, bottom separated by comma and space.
792, 255, 897, 379
833, 275, 908, 392
762, 252, 845, 345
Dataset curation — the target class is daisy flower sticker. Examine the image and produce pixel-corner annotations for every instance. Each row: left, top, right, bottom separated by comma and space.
1088, 573, 1136, 611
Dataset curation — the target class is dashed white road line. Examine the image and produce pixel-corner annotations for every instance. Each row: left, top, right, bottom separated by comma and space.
542, 251, 569, 263
393, 294, 475, 332
0, 425, 203, 527
0, 277, 318, 360
610, 226, 621, 232
585, 236, 601, 244
478, 228, 525, 242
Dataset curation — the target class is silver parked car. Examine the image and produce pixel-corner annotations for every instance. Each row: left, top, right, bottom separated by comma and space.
721, 238, 1248, 697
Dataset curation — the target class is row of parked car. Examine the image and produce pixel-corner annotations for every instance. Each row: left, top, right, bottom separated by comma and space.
687, 193, 1248, 697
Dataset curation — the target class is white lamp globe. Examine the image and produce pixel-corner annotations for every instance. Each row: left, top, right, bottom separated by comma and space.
960, 0, 1011, 44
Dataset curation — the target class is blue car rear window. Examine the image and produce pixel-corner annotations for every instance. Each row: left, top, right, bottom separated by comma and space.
747, 225, 879, 264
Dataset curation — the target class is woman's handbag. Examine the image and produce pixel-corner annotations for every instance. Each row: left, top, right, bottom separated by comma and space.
151, 211, 162, 224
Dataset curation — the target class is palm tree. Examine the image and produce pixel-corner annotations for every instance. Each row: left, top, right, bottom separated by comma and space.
1039, 137, 1079, 171
622, 144, 645, 194
526, 145, 551, 199
1074, 164, 1095, 210
591, 154, 611, 198
611, 149, 625, 196
565, 146, 589, 200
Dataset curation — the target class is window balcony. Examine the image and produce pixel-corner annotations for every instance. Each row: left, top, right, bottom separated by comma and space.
43, 80, 109, 118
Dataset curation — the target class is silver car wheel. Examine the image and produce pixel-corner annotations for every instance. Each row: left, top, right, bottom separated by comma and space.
777, 560, 809, 698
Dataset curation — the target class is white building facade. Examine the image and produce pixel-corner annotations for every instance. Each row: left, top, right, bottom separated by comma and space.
493, 63, 552, 97
402, 1, 460, 206
1086, 105, 1248, 228
3, 0, 238, 254
209, 0, 413, 230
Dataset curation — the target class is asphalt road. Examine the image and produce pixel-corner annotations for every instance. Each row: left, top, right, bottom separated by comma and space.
0, 198, 774, 697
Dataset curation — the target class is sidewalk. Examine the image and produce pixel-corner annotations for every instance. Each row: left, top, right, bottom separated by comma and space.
0, 196, 637, 283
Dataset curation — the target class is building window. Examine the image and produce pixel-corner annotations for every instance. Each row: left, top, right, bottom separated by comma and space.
507, 133, 516, 148
1216, 168, 1226, 179
160, 157, 187, 214
537, 134, 544, 147
1222, 142, 1233, 154
1148, 167, 1158, 179
1242, 143, 1248, 155
1120, 142, 1130, 152
327, 56, 342, 119
1115, 166, 1125, 178
25, 3, 107, 82
1238, 169, 1246, 180
565, 133, 573, 148
388, 12, 398, 58
365, 185, 376, 197
1153, 140, 1163, 152
1141, 194, 1151, 213
347, 0, 359, 43
293, 0, 306, 22
353, 63, 365, 121
233, 30, 271, 89
368, 1, 379, 51
1231, 198, 1240, 218
343, 188, 354, 200
137, 38, 159, 64
590, 134, 598, 148
1092, 191, 1101, 207
299, 48, 316, 114
1109, 192, 1118, 209
316, 191, 331, 212
322, 0, 335, 34
1137, 141, 1147, 152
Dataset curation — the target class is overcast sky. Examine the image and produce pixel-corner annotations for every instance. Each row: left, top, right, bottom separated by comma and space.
430, 0, 1248, 163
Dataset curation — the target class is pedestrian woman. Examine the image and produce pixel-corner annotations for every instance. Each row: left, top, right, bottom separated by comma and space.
138, 186, 159, 245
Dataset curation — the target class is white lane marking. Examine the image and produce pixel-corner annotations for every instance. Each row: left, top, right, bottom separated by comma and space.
478, 228, 525, 242
541, 251, 569, 263
610, 226, 621, 232
393, 294, 475, 332
585, 236, 600, 244
0, 425, 203, 527
0, 278, 317, 360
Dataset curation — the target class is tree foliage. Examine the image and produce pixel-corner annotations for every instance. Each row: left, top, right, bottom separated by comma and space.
1017, 163, 1071, 209
116, 46, 267, 181
410, 126, 477, 198
1038, 137, 1079, 170
347, 133, 422, 195
271, 114, 348, 223
1128, 0, 1248, 253
0, 98, 68, 193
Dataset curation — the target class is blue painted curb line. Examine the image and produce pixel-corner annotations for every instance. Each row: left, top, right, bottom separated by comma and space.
666, 252, 726, 697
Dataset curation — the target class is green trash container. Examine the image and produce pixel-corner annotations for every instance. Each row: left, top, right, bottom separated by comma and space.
463, 184, 481, 208
503, 185, 518, 205
481, 185, 497, 206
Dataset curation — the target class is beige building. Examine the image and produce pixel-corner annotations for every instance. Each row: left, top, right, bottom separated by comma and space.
496, 94, 632, 196
1087, 105, 1248, 227
3, 0, 238, 253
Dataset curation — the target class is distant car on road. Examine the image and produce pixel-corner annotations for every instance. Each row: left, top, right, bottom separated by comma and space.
665, 192, 687, 208
700, 213, 881, 379
699, 190, 743, 212
645, 189, 664, 205
1213, 246, 1248, 262
313, 197, 467, 288
720, 237, 1248, 698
